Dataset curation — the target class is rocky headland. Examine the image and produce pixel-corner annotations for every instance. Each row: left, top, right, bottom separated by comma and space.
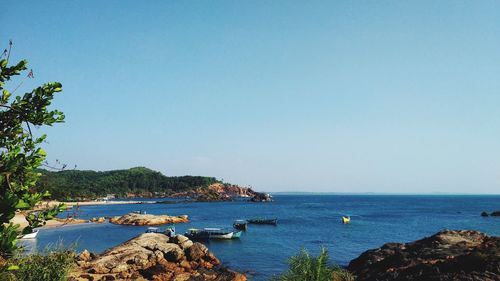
170, 183, 257, 201
109, 213, 189, 226
70, 233, 246, 281
348, 230, 500, 281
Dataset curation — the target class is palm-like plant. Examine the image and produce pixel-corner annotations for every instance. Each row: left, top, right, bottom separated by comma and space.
272, 248, 354, 281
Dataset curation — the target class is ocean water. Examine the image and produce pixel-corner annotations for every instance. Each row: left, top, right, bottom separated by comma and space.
25, 195, 499, 280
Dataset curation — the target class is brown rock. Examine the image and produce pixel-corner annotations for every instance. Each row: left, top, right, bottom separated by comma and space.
173, 272, 191, 281
78, 250, 92, 262
348, 230, 500, 281
172, 234, 194, 249
214, 269, 247, 281
71, 233, 245, 281
186, 242, 209, 261
179, 259, 192, 270
109, 213, 189, 226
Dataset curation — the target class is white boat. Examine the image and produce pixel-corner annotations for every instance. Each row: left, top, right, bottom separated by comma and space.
185, 228, 236, 240
19, 229, 39, 239
145, 226, 176, 237
204, 228, 234, 239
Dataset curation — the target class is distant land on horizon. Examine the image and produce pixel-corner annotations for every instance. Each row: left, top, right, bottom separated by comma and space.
36, 166, 499, 200
271, 191, 500, 196
36, 167, 257, 201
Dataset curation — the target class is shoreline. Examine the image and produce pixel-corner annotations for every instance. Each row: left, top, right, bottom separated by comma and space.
36, 200, 160, 209
64, 200, 158, 207
12, 213, 92, 230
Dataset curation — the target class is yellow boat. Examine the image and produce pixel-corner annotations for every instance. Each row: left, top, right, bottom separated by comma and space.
342, 216, 350, 224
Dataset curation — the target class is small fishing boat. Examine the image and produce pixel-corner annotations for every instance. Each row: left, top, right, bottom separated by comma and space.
233, 220, 248, 231
18, 229, 39, 239
342, 216, 350, 224
231, 230, 242, 238
247, 218, 278, 225
145, 226, 176, 237
185, 228, 239, 241
145, 227, 161, 233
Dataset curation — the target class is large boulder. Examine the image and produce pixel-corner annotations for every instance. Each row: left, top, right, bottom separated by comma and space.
186, 242, 209, 261
109, 213, 189, 225
70, 233, 245, 281
172, 234, 194, 249
348, 230, 500, 281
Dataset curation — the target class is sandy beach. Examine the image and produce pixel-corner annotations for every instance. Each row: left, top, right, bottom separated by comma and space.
34, 200, 158, 209
11, 213, 91, 229
64, 200, 156, 207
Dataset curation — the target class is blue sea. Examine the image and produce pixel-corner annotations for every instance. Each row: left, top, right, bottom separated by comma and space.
25, 195, 500, 280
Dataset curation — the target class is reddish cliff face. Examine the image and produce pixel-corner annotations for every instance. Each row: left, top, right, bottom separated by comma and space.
207, 183, 256, 197
170, 183, 257, 200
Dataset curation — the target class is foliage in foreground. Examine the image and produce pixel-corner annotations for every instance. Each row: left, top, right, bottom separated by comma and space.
272, 248, 354, 281
0, 41, 66, 257
0, 247, 75, 281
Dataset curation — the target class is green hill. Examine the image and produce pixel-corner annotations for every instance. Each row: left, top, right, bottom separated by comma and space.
36, 167, 220, 201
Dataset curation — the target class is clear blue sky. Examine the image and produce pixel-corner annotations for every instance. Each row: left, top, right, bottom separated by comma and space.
2, 1, 499, 193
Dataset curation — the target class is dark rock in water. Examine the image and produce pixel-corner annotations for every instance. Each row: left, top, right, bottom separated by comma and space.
250, 192, 273, 202
70, 233, 245, 281
348, 230, 500, 281
491, 211, 500, 216
481, 211, 490, 217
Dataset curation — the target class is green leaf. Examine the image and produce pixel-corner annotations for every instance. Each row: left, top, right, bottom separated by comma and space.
1, 89, 11, 103
7, 265, 19, 271
15, 200, 30, 209
37, 148, 47, 157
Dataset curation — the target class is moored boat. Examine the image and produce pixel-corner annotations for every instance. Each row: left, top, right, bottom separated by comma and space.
231, 230, 242, 238
233, 220, 248, 231
342, 216, 350, 224
18, 229, 39, 239
185, 228, 239, 240
247, 218, 277, 225
145, 226, 176, 237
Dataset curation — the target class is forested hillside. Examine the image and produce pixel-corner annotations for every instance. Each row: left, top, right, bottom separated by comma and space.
36, 167, 220, 201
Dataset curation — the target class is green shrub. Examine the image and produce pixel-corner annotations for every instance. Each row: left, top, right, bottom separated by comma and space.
0, 247, 76, 281
272, 247, 354, 281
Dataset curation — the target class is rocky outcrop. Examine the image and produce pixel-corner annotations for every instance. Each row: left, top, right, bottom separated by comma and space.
109, 213, 189, 226
481, 211, 500, 217
348, 230, 500, 281
170, 183, 258, 201
70, 233, 246, 281
250, 192, 273, 202
90, 217, 106, 223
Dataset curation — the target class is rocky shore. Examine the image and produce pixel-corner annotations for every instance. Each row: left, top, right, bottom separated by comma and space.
348, 230, 500, 281
70, 233, 246, 281
109, 213, 189, 226
170, 183, 257, 201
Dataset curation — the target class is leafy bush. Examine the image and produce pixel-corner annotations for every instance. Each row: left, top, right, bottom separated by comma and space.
0, 247, 76, 281
0, 41, 66, 257
272, 248, 354, 281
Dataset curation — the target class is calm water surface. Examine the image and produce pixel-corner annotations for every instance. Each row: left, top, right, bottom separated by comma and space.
27, 195, 500, 280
